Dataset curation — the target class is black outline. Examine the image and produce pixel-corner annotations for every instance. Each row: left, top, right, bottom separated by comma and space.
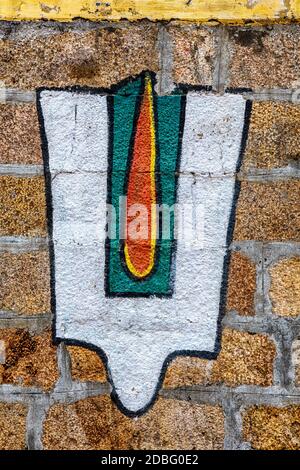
36, 74, 252, 417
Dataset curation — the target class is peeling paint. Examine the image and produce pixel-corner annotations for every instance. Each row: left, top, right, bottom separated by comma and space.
40, 4, 61, 14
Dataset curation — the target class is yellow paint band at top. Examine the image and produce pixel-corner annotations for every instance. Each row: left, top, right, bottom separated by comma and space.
0, 0, 299, 23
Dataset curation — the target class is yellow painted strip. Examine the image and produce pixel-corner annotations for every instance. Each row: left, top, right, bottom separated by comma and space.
291, 0, 300, 18
0, 0, 298, 22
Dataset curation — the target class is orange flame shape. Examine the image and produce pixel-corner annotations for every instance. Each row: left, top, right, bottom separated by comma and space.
124, 74, 157, 279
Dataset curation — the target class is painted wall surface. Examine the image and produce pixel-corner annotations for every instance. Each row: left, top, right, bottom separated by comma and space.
0, 0, 299, 22
37, 77, 249, 414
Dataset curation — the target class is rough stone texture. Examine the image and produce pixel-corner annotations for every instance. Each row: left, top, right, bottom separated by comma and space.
210, 329, 275, 386
0, 26, 159, 90
43, 396, 224, 450
164, 329, 275, 388
269, 257, 300, 317
39, 87, 246, 413
228, 26, 300, 89
243, 406, 300, 450
0, 403, 27, 450
0, 176, 46, 236
292, 339, 300, 386
226, 251, 256, 316
0, 251, 50, 315
168, 25, 216, 85
242, 102, 300, 171
234, 180, 300, 241
67, 346, 107, 383
0, 329, 58, 390
163, 357, 210, 388
0, 103, 42, 164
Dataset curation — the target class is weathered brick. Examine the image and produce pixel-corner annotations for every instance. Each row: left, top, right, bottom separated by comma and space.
242, 102, 300, 171
0, 103, 42, 164
269, 257, 300, 317
0, 329, 58, 390
43, 396, 224, 450
226, 251, 256, 316
293, 0, 300, 19
0, 0, 297, 22
164, 329, 275, 388
0, 26, 159, 90
0, 251, 50, 315
0, 176, 46, 236
228, 26, 300, 89
168, 25, 216, 85
67, 346, 107, 383
292, 339, 300, 386
210, 329, 275, 386
0, 403, 27, 450
234, 180, 300, 241
243, 406, 300, 450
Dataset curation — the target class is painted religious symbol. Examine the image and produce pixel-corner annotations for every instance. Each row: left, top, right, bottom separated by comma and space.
37, 72, 251, 416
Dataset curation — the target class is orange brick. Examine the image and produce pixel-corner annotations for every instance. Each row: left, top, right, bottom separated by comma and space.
0, 26, 159, 90
0, 103, 42, 164
243, 102, 300, 171
228, 26, 300, 89
234, 180, 300, 241
164, 328, 275, 388
67, 346, 107, 383
227, 251, 256, 316
0, 403, 27, 450
0, 251, 50, 315
269, 257, 300, 317
243, 406, 300, 450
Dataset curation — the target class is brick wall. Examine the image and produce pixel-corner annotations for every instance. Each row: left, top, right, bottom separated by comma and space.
0, 21, 299, 450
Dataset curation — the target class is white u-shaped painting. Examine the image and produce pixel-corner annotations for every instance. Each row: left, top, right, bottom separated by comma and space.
37, 72, 251, 416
